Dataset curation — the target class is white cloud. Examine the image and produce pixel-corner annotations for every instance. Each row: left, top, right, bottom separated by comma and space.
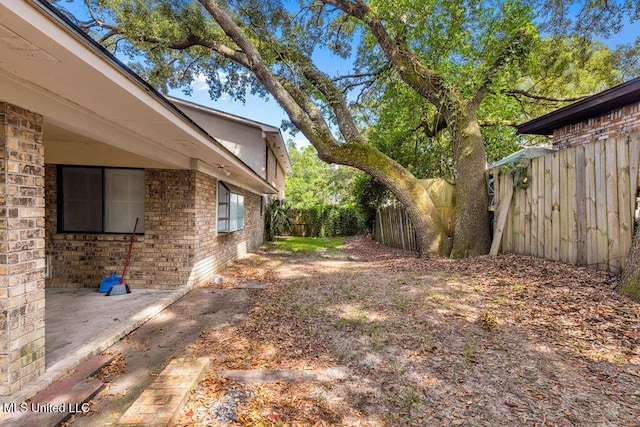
191, 73, 209, 92
292, 135, 310, 148
190, 72, 232, 101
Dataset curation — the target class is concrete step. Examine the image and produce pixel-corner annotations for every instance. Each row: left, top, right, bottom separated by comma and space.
117, 357, 209, 426
2, 354, 114, 427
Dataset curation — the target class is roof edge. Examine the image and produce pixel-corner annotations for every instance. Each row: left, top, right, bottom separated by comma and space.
517, 77, 640, 135
169, 96, 292, 173
32, 0, 277, 192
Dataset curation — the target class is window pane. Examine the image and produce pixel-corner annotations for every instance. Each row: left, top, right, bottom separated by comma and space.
230, 194, 238, 220
218, 203, 229, 219
238, 195, 244, 229
218, 183, 230, 231
218, 182, 244, 232
105, 169, 145, 233
62, 167, 102, 232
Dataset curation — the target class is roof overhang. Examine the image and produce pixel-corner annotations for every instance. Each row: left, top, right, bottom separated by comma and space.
517, 77, 640, 135
0, 0, 277, 194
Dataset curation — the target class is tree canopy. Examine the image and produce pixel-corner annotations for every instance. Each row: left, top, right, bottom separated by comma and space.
285, 142, 359, 209
58, 0, 639, 257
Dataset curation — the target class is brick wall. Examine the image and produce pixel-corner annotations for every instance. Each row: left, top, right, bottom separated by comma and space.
45, 167, 264, 289
553, 100, 640, 149
190, 172, 264, 286
142, 169, 196, 288
0, 102, 46, 396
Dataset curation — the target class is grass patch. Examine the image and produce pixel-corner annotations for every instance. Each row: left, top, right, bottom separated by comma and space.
272, 236, 347, 253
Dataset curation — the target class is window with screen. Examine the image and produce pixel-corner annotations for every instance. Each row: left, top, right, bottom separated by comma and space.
58, 166, 144, 233
218, 182, 244, 232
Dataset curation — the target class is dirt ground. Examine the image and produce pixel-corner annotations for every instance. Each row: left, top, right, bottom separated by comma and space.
175, 237, 640, 426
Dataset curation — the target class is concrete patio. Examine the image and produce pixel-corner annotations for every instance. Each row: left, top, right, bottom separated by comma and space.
9, 285, 191, 405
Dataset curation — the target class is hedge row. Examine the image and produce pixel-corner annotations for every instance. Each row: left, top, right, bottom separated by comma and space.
288, 205, 367, 237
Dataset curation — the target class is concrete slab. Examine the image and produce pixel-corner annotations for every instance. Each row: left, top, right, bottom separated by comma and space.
69, 288, 252, 427
218, 368, 349, 383
45, 288, 175, 370
4, 285, 192, 407
236, 280, 267, 289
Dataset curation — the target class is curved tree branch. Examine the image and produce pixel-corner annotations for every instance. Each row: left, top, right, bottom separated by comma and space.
299, 62, 367, 144
507, 89, 593, 103
322, 0, 454, 117
478, 119, 519, 127
472, 27, 531, 107
197, 0, 341, 156
413, 112, 448, 137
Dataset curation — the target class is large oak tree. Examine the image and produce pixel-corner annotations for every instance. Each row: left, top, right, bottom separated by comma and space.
65, 0, 637, 257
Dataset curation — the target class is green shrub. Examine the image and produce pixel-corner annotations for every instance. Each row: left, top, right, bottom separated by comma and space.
264, 199, 292, 241
288, 205, 366, 237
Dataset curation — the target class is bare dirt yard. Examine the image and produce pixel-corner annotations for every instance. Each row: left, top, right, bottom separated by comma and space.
176, 237, 640, 426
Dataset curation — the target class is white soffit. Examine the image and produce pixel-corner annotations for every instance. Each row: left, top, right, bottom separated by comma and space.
0, 1, 275, 193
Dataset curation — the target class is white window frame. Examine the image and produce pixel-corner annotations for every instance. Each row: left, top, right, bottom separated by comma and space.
58, 166, 144, 234
217, 182, 244, 232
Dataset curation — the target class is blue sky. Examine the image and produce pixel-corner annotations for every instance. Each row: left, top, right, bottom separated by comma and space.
60, 1, 640, 148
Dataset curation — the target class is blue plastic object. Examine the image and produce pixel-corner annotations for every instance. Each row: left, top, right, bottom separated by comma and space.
99, 271, 122, 293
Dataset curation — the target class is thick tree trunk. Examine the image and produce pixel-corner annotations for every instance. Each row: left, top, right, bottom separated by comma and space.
618, 226, 640, 300
324, 143, 451, 256
450, 109, 491, 257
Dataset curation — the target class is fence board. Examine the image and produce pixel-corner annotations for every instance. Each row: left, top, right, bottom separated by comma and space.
617, 137, 631, 270
544, 155, 553, 259
536, 157, 545, 257
560, 149, 569, 261
516, 177, 525, 253
500, 172, 510, 251
490, 177, 514, 256
629, 134, 640, 224
594, 140, 609, 270
527, 162, 538, 255
606, 138, 621, 273
567, 149, 578, 264
584, 142, 597, 268
575, 146, 586, 264
551, 153, 561, 261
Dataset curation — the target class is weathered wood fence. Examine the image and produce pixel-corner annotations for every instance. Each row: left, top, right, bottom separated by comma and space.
374, 205, 419, 251
373, 179, 456, 252
489, 134, 640, 273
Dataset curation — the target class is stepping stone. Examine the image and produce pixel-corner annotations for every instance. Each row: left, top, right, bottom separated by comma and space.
236, 280, 267, 289
117, 357, 209, 426
2, 354, 114, 427
218, 368, 348, 384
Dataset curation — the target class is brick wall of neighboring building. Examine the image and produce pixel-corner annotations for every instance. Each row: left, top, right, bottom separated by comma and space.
553, 100, 640, 149
0, 102, 46, 396
45, 166, 264, 289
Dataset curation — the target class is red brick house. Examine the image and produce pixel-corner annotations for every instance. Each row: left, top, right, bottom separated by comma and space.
518, 77, 640, 148
0, 1, 289, 398
495, 78, 640, 272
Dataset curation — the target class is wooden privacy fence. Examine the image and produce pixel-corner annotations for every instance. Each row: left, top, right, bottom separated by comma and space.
374, 205, 419, 251
373, 179, 456, 251
489, 134, 640, 273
